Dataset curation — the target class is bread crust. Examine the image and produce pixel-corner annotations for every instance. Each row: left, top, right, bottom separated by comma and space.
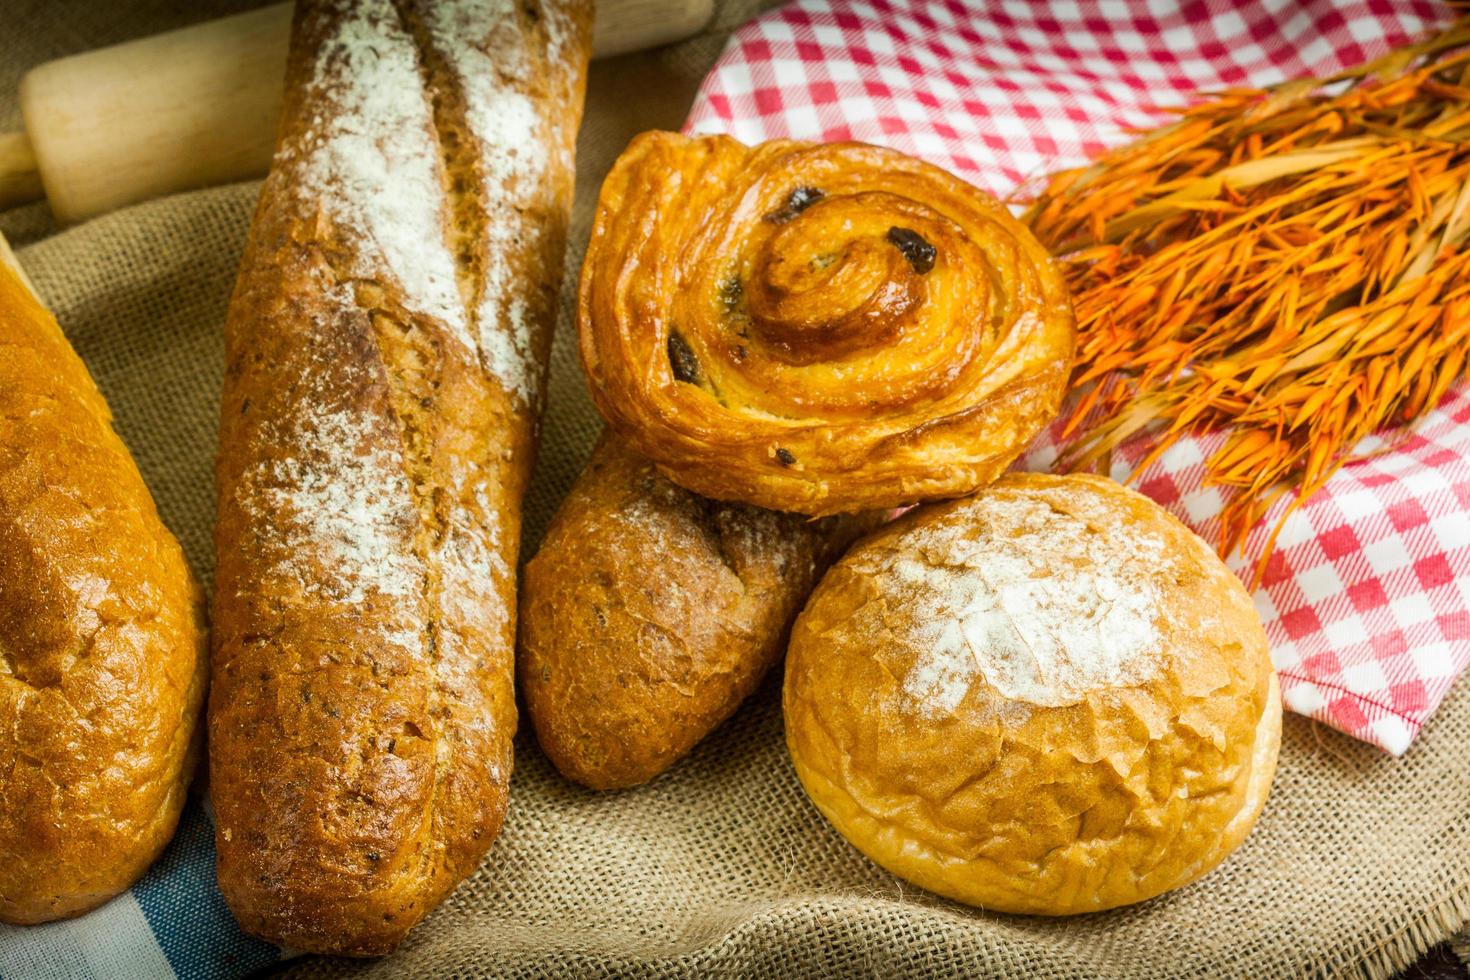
784, 473, 1280, 915
578, 132, 1075, 516
0, 259, 206, 925
209, 0, 590, 955
520, 434, 865, 790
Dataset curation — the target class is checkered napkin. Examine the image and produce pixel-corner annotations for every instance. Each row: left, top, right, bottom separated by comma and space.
685, 0, 1470, 754
0, 801, 281, 979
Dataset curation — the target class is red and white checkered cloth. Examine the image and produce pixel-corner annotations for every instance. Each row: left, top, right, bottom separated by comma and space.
684, 0, 1469, 753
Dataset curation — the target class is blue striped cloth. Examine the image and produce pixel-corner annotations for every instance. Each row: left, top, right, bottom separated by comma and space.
0, 798, 284, 980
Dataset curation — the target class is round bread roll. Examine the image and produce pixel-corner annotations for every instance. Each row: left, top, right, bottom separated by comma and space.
783, 473, 1280, 915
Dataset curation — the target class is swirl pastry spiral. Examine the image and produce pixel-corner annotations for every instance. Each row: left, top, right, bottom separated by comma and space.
578, 132, 1075, 515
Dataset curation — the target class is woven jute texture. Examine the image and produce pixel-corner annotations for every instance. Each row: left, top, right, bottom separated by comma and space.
4, 2, 1469, 977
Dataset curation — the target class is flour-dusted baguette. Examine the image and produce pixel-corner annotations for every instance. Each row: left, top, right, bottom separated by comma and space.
520, 434, 871, 790
209, 0, 590, 955
0, 253, 206, 925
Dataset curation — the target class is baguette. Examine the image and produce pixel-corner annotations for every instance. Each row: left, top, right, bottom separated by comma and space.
0, 254, 206, 924
209, 0, 590, 955
520, 434, 870, 790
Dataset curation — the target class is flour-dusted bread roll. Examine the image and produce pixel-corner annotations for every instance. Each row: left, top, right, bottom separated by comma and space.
209, 0, 591, 956
520, 434, 868, 790
784, 473, 1280, 915
0, 254, 206, 925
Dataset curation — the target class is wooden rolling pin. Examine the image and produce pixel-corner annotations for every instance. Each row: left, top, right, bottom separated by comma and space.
1, 0, 711, 224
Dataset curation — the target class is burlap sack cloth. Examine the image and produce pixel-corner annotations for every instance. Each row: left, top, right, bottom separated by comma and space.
4, 2, 1469, 977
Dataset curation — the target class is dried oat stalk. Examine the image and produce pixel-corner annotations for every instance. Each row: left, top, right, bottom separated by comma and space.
1023, 17, 1470, 576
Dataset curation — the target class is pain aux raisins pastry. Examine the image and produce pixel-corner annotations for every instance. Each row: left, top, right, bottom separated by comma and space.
577, 132, 1075, 516
783, 473, 1281, 915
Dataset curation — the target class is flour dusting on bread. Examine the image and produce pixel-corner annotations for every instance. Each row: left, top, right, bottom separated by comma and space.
256, 402, 425, 609
872, 484, 1173, 711
290, 0, 573, 403
211, 0, 590, 952
434, 480, 512, 635
291, 0, 472, 351
424, 0, 563, 403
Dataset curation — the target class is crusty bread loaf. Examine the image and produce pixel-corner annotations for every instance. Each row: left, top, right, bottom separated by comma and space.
785, 473, 1280, 915
209, 0, 590, 955
520, 434, 868, 790
0, 252, 206, 925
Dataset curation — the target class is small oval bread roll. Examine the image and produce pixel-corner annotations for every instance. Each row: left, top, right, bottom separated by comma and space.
784, 473, 1280, 916
0, 255, 206, 924
521, 434, 862, 790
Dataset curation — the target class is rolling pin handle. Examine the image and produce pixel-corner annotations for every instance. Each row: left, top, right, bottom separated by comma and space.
4, 0, 715, 224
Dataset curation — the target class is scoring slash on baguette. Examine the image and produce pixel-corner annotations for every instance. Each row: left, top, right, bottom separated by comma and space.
209, 0, 591, 956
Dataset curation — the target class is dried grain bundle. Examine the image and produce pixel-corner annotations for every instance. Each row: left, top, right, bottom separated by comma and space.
1024, 17, 1470, 575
